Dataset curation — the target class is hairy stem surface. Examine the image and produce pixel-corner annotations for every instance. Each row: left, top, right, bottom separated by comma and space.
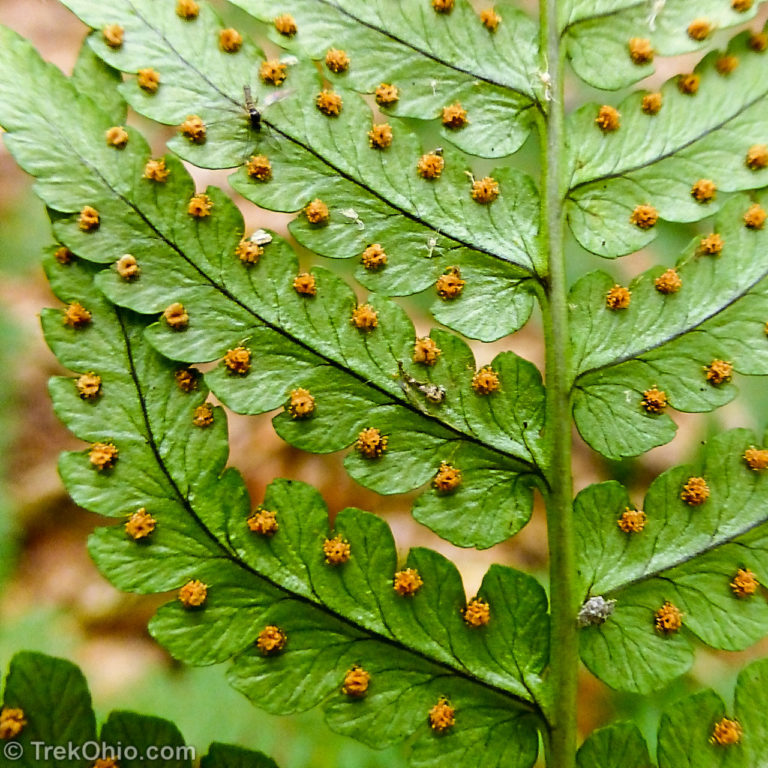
539, 0, 578, 764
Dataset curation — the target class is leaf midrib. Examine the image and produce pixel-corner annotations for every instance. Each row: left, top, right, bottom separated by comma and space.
597, 502, 768, 597
572, 268, 768, 382
567, 90, 768, 193
307, 0, 541, 104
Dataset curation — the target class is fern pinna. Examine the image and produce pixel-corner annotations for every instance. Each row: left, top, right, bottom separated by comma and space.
0, 651, 279, 768
2, 0, 768, 765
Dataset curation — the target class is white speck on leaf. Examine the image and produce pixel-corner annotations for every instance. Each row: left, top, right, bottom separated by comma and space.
340, 208, 365, 230
249, 229, 273, 246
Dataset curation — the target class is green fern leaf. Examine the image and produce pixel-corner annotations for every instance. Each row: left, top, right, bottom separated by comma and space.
0, 651, 280, 768
566, 30, 768, 257
0, 24, 547, 548
574, 429, 768, 693
656, 657, 768, 767
40, 255, 548, 766
569, 195, 768, 459
56, 0, 542, 342
1, 653, 96, 767
575, 722, 651, 768
576, 658, 768, 767
71, 34, 127, 126
228, 0, 541, 159
562, 0, 768, 90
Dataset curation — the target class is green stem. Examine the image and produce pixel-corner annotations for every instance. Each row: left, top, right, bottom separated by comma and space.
538, 1, 579, 766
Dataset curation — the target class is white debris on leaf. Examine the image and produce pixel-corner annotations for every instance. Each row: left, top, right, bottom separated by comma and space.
647, 0, 665, 31
249, 229, 273, 246
340, 208, 365, 230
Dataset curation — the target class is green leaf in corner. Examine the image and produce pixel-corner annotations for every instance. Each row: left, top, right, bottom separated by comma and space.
562, 0, 768, 90
575, 430, 768, 693
576, 722, 651, 768
566, 30, 768, 257
100, 712, 190, 768
0, 652, 281, 768
0, 651, 95, 768
201, 743, 280, 768
653, 664, 768, 768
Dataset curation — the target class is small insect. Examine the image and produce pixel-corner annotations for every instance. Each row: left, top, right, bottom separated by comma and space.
243, 85, 293, 131
425, 236, 440, 258
539, 70, 553, 102
577, 596, 616, 627
397, 361, 446, 404
249, 228, 273, 246
340, 207, 365, 230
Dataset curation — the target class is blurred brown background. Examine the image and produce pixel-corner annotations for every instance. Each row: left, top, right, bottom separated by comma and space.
1, 1, 768, 765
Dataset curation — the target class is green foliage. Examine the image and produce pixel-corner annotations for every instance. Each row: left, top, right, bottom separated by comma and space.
0, 21, 547, 549
562, 0, 768, 89
62, 0, 543, 343
2, 0, 768, 766
0, 651, 279, 768
576, 722, 651, 768
576, 659, 768, 768
570, 195, 768, 458
575, 429, 768, 692
37, 254, 548, 765
566, 33, 768, 256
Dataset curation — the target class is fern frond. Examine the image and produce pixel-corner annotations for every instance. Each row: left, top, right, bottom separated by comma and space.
657, 657, 768, 766
575, 722, 650, 768
0, 651, 280, 768
59, 0, 544, 333
577, 658, 768, 766
562, 0, 768, 90
229, 0, 542, 159
40, 256, 548, 767
0, 25, 547, 547
574, 429, 768, 692
567, 30, 768, 256
569, 195, 768, 458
